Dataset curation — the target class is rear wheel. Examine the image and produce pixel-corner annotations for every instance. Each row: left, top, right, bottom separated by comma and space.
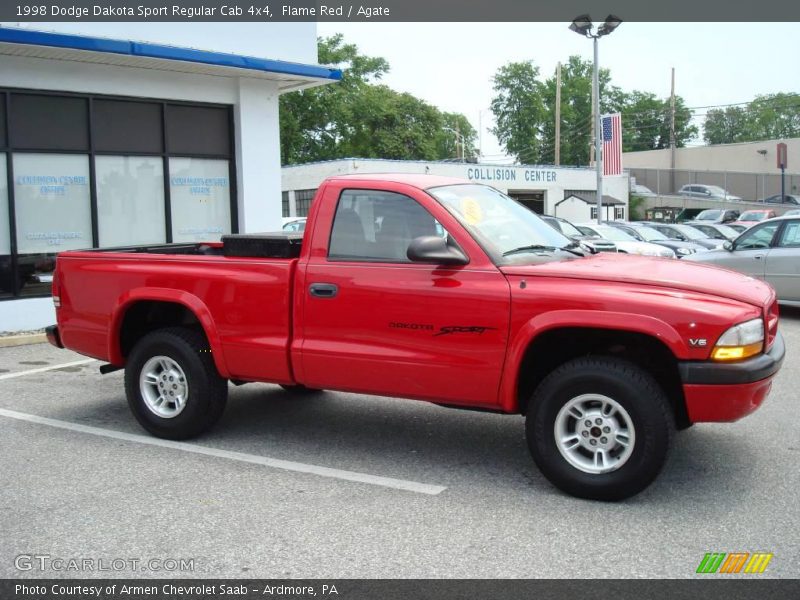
125, 327, 227, 440
526, 356, 673, 501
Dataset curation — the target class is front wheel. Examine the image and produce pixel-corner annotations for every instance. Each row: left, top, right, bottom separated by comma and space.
125, 327, 228, 440
526, 357, 674, 501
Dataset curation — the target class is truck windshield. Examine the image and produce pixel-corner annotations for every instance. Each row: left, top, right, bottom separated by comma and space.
428, 184, 578, 262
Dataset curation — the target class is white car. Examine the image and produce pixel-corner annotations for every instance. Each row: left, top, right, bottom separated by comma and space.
631, 184, 656, 197
575, 223, 676, 258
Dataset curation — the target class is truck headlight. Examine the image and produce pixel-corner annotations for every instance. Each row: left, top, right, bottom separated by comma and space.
711, 318, 764, 361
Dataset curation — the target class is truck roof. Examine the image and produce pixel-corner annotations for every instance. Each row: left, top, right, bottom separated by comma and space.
326, 172, 470, 190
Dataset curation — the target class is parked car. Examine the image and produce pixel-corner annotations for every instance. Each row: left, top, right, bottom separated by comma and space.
784, 209, 800, 217
605, 222, 706, 257
644, 222, 727, 250
631, 184, 656, 197
282, 217, 307, 232
732, 210, 777, 227
685, 215, 800, 304
727, 223, 750, 234
692, 208, 740, 224
761, 194, 800, 205
541, 215, 616, 253
575, 223, 675, 258
46, 174, 784, 501
678, 184, 741, 201
686, 222, 741, 241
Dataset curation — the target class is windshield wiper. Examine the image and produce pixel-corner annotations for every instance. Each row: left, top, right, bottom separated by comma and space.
502, 244, 584, 257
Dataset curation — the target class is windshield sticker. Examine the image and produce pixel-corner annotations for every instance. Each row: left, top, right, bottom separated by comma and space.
461, 198, 484, 225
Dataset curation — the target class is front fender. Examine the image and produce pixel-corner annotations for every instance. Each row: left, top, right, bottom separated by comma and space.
498, 310, 688, 413
107, 287, 230, 378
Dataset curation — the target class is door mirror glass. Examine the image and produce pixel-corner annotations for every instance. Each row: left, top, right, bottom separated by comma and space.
407, 236, 468, 265
723, 240, 733, 251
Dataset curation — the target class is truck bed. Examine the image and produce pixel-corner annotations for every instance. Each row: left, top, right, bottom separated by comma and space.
56, 237, 301, 384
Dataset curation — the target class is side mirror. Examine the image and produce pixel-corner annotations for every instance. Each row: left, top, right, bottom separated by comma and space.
723, 240, 734, 251
407, 236, 468, 266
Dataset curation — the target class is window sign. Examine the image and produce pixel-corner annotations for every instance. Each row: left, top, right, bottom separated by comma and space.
96, 156, 165, 247
13, 154, 92, 253
169, 158, 231, 243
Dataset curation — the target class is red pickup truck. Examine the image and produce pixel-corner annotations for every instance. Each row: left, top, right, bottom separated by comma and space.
47, 174, 784, 500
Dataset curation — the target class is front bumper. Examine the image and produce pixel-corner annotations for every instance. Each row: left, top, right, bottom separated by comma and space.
679, 332, 785, 423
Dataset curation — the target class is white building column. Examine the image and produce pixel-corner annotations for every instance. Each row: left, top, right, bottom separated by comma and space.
234, 77, 282, 233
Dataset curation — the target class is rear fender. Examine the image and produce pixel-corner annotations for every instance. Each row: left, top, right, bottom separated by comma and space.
107, 288, 230, 378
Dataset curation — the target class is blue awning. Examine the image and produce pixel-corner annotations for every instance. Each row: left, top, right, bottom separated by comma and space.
0, 26, 342, 92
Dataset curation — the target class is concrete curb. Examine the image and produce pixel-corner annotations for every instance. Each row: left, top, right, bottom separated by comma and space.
0, 333, 47, 348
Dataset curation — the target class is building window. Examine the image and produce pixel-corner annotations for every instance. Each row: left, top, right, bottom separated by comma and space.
169, 158, 231, 243
282, 191, 290, 217
96, 156, 165, 247
13, 153, 92, 296
328, 189, 441, 262
295, 189, 317, 217
615, 207, 625, 220
590, 207, 598, 220
0, 155, 10, 298
0, 87, 237, 300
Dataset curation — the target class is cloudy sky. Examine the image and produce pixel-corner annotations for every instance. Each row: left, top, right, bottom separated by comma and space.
317, 22, 799, 161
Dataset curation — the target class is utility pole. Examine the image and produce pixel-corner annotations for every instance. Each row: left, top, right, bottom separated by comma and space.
593, 37, 603, 224
555, 62, 562, 166
670, 67, 676, 194
456, 123, 463, 160
590, 73, 596, 166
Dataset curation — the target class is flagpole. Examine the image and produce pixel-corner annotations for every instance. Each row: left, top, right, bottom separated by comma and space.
594, 36, 603, 224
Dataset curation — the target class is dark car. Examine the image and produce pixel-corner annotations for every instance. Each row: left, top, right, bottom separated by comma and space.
605, 221, 707, 257
643, 222, 726, 250
762, 194, 800, 205
541, 215, 617, 253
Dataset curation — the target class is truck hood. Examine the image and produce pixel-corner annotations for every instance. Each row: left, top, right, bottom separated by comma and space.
500, 253, 774, 307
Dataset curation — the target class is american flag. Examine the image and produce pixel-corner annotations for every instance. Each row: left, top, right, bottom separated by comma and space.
602, 113, 622, 176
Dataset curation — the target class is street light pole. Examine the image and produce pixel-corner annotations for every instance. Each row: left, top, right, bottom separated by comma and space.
593, 36, 603, 224
569, 14, 621, 224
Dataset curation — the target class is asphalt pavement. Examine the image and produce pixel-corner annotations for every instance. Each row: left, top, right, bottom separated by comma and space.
1, 309, 799, 579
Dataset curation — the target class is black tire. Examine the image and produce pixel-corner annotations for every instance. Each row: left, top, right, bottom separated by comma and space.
279, 384, 323, 394
526, 356, 674, 501
124, 327, 228, 440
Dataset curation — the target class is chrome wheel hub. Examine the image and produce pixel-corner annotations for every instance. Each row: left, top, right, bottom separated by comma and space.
140, 356, 188, 419
554, 394, 635, 474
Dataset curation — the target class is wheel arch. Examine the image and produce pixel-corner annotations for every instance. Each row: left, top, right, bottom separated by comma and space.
108, 289, 230, 378
499, 311, 690, 428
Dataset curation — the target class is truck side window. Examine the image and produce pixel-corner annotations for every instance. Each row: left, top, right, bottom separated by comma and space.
328, 190, 443, 262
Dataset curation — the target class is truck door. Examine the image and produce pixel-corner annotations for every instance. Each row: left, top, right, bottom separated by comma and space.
298, 187, 511, 407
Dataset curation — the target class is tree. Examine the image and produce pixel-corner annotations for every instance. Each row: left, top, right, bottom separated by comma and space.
490, 61, 547, 164
704, 93, 800, 144
280, 35, 478, 164
279, 34, 389, 164
538, 56, 620, 166
490, 55, 697, 164
435, 112, 478, 160
620, 92, 697, 151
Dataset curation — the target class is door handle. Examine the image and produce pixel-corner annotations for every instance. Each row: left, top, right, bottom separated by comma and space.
309, 283, 338, 298
754, 255, 764, 260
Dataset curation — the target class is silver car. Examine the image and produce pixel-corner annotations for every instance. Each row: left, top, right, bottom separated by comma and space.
678, 184, 741, 201
684, 216, 800, 304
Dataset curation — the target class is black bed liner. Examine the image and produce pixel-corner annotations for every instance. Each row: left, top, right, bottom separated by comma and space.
84, 232, 303, 259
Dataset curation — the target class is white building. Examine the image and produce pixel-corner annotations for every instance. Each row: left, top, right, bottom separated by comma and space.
282, 158, 629, 219
0, 23, 339, 332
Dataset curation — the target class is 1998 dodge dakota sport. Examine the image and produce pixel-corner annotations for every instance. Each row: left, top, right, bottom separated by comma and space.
46, 174, 785, 500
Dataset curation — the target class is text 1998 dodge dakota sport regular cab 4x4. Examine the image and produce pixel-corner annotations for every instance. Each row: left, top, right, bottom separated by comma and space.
46, 174, 785, 500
